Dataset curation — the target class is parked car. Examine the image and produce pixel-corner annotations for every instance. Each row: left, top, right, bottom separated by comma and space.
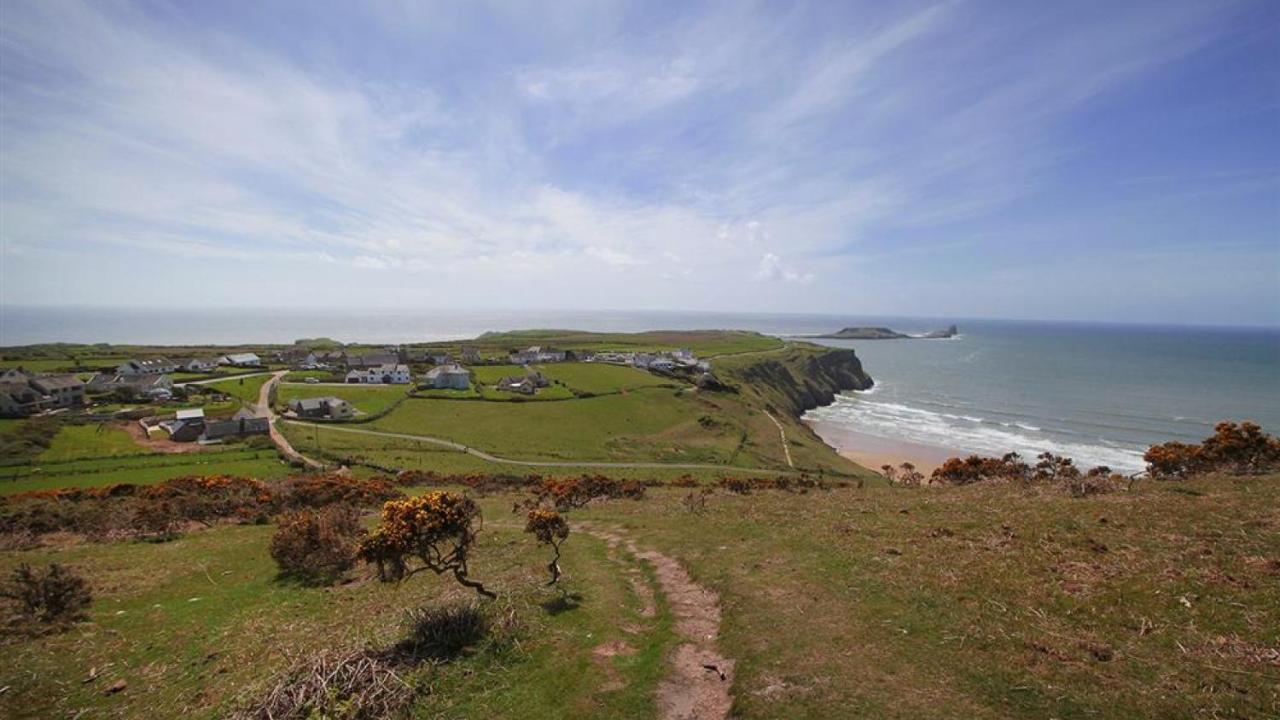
305, 377, 320, 384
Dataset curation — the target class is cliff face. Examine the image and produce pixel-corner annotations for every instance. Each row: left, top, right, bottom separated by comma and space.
725, 348, 873, 417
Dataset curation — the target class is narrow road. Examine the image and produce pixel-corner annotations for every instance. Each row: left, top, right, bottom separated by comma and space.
174, 370, 275, 387
258, 372, 326, 470
281, 420, 798, 474
762, 410, 795, 469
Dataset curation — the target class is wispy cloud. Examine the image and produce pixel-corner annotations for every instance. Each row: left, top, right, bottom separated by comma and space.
0, 0, 1274, 323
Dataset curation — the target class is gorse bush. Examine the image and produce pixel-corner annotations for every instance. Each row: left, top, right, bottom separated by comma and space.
524, 509, 569, 585
1, 562, 92, 625
929, 452, 1126, 495
357, 492, 495, 598
270, 505, 364, 585
1145, 421, 1280, 478
0, 473, 402, 542
527, 475, 646, 511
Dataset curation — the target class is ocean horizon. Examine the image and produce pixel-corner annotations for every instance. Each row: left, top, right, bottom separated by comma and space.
2, 305, 1277, 474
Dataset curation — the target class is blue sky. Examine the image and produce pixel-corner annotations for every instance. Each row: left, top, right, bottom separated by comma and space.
1, 0, 1277, 326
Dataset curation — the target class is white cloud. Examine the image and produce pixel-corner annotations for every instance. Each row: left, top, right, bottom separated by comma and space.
756, 253, 813, 284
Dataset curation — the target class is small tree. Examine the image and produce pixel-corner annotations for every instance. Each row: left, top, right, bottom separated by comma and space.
897, 462, 924, 487
524, 509, 570, 585
357, 493, 495, 598
1, 563, 92, 625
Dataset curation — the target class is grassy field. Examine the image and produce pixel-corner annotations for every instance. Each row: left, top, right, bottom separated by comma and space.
204, 374, 272, 404
279, 422, 796, 481
276, 384, 407, 416
2, 476, 1274, 718
535, 363, 675, 395
0, 449, 290, 495
370, 389, 746, 465
37, 424, 149, 463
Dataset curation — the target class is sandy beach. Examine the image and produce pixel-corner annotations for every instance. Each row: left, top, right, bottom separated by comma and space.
805, 418, 959, 476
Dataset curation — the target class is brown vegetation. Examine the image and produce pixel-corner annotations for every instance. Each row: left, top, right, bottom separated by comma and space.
0, 473, 401, 542
1145, 421, 1280, 478
270, 505, 364, 585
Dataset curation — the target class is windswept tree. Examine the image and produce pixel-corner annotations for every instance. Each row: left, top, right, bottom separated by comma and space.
524, 509, 570, 585
357, 493, 496, 599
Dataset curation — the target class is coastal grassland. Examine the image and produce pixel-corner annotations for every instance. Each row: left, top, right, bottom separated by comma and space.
37, 423, 147, 463
276, 383, 407, 416
534, 362, 676, 395
278, 422, 801, 482
573, 476, 1280, 719
0, 504, 678, 720
204, 374, 272, 404
0, 448, 290, 495
4, 477, 1272, 719
370, 389, 747, 465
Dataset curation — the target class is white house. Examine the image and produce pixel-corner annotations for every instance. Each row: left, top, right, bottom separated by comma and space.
422, 364, 471, 390
220, 353, 262, 367
346, 364, 411, 385
510, 346, 566, 364
118, 357, 178, 375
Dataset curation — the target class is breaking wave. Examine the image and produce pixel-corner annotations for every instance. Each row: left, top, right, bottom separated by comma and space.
808, 395, 1148, 473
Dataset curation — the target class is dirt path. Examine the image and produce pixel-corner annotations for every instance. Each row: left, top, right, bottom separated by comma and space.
284, 420, 797, 475
762, 410, 794, 469
259, 372, 326, 470
583, 524, 735, 720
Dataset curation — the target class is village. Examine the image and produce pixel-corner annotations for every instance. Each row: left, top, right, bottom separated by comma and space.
0, 342, 714, 447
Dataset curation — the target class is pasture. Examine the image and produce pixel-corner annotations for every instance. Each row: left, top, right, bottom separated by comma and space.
276, 383, 407, 416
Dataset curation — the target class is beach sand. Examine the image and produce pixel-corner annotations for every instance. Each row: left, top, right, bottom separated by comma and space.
805, 419, 959, 476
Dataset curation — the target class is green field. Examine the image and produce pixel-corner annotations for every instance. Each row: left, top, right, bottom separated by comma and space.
276, 383, 407, 416
203, 374, 272, 404
0, 449, 290, 495
369, 388, 744, 465
535, 363, 674, 395
37, 424, 148, 463
279, 422, 792, 481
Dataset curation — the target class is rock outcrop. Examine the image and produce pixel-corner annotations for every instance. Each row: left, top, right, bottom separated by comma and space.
723, 348, 873, 418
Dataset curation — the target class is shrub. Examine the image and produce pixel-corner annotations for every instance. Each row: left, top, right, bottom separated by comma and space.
270, 505, 364, 585
132, 499, 183, 542
391, 602, 489, 661
1145, 421, 1280, 478
682, 487, 713, 514
528, 475, 646, 510
1, 563, 92, 625
357, 493, 495, 598
524, 509, 569, 585
718, 477, 752, 495
1064, 466, 1123, 497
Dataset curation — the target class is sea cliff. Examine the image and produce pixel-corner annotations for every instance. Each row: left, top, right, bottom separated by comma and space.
719, 346, 873, 418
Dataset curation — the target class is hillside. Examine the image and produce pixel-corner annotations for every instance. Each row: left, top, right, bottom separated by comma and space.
1, 472, 1275, 719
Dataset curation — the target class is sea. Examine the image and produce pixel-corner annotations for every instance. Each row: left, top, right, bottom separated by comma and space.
3, 306, 1277, 472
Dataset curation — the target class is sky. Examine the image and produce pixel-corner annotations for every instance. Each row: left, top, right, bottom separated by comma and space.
1, 0, 1277, 326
